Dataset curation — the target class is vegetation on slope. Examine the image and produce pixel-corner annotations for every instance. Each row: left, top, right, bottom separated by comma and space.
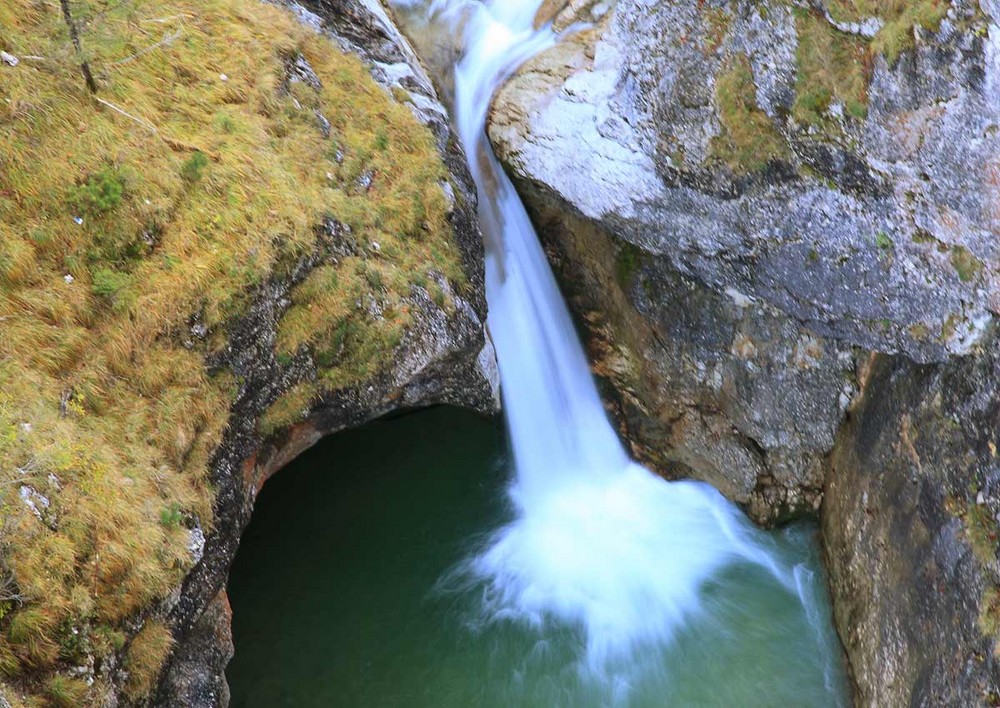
711, 54, 787, 172
824, 0, 950, 63
708, 1, 955, 172
0, 0, 463, 703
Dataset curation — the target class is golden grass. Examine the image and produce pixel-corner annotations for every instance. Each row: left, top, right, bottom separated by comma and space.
0, 0, 463, 700
124, 620, 173, 701
794, 9, 871, 126
825, 0, 949, 64
711, 54, 787, 173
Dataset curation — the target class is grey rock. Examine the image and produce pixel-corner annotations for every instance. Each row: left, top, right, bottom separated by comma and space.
824, 327, 1000, 706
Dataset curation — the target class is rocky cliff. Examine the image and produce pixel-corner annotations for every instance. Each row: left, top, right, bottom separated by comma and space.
490, 0, 999, 523
488, 0, 999, 703
0, 0, 495, 705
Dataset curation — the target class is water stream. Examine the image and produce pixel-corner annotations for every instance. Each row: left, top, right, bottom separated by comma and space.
227, 0, 851, 703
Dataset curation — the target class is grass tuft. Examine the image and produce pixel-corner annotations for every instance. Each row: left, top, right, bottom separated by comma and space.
794, 9, 870, 126
124, 620, 173, 701
710, 54, 786, 173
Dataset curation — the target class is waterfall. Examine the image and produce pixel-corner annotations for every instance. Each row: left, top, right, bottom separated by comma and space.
392, 0, 846, 694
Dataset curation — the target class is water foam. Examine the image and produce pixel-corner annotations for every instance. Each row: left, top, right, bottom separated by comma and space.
404, 0, 829, 678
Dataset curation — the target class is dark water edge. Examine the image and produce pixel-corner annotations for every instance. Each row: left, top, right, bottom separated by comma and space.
226, 406, 848, 707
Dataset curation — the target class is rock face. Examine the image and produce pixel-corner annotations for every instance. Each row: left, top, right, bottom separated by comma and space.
153, 2, 497, 705
487, 0, 1000, 702
825, 330, 1000, 706
489, 0, 1000, 522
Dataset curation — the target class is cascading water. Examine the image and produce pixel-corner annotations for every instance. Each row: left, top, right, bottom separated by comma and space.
385, 0, 849, 699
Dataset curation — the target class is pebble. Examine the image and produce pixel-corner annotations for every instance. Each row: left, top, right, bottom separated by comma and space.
1, 51, 19, 67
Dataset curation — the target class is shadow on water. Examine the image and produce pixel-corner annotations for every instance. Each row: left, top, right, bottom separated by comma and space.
227, 406, 848, 707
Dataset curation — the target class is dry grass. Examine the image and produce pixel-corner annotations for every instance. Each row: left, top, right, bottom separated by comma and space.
825, 0, 949, 64
794, 9, 871, 126
123, 620, 173, 701
711, 54, 786, 173
0, 0, 462, 701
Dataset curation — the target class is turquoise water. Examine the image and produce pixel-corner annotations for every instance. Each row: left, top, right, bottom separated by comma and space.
227, 407, 849, 707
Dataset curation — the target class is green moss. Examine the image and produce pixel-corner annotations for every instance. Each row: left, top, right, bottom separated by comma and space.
966, 503, 999, 567
875, 231, 893, 251
979, 586, 1000, 641
710, 54, 786, 173
793, 9, 870, 126
951, 246, 983, 283
615, 242, 643, 287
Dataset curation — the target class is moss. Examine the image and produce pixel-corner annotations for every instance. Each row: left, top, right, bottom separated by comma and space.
966, 503, 999, 567
875, 231, 893, 251
794, 9, 870, 126
615, 242, 643, 287
702, 7, 732, 54
979, 586, 1000, 642
0, 0, 464, 699
950, 245, 983, 283
710, 54, 786, 173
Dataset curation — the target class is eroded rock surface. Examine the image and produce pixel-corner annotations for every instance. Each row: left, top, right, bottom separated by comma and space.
490, 0, 1000, 522
825, 329, 1000, 706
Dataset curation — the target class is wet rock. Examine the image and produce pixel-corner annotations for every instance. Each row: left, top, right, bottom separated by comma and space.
824, 327, 1000, 706
488, 0, 999, 519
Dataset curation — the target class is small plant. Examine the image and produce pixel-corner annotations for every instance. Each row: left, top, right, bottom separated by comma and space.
125, 620, 174, 700
91, 268, 131, 306
875, 231, 893, 251
159, 503, 184, 529
180, 151, 209, 184
71, 168, 125, 215
46, 674, 90, 707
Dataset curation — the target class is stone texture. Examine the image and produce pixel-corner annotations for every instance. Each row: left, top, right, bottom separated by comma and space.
488, 0, 999, 522
824, 328, 1000, 707
487, 1, 1000, 703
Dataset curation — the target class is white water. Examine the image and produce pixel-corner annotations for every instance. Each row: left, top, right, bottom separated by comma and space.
394, 0, 846, 696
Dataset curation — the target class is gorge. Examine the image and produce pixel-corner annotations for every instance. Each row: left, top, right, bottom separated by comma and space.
0, 0, 998, 706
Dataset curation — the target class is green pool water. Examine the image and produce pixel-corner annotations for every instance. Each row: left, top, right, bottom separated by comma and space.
226, 406, 849, 707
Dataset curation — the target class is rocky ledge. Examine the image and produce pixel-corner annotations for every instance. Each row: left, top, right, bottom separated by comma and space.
487, 0, 999, 703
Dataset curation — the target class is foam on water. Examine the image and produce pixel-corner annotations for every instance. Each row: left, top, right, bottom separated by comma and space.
398, 0, 840, 687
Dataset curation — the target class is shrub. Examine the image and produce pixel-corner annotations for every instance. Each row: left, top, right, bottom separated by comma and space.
71, 168, 125, 215
180, 151, 209, 184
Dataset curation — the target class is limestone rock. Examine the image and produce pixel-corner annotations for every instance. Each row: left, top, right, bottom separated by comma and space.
488, 0, 999, 522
